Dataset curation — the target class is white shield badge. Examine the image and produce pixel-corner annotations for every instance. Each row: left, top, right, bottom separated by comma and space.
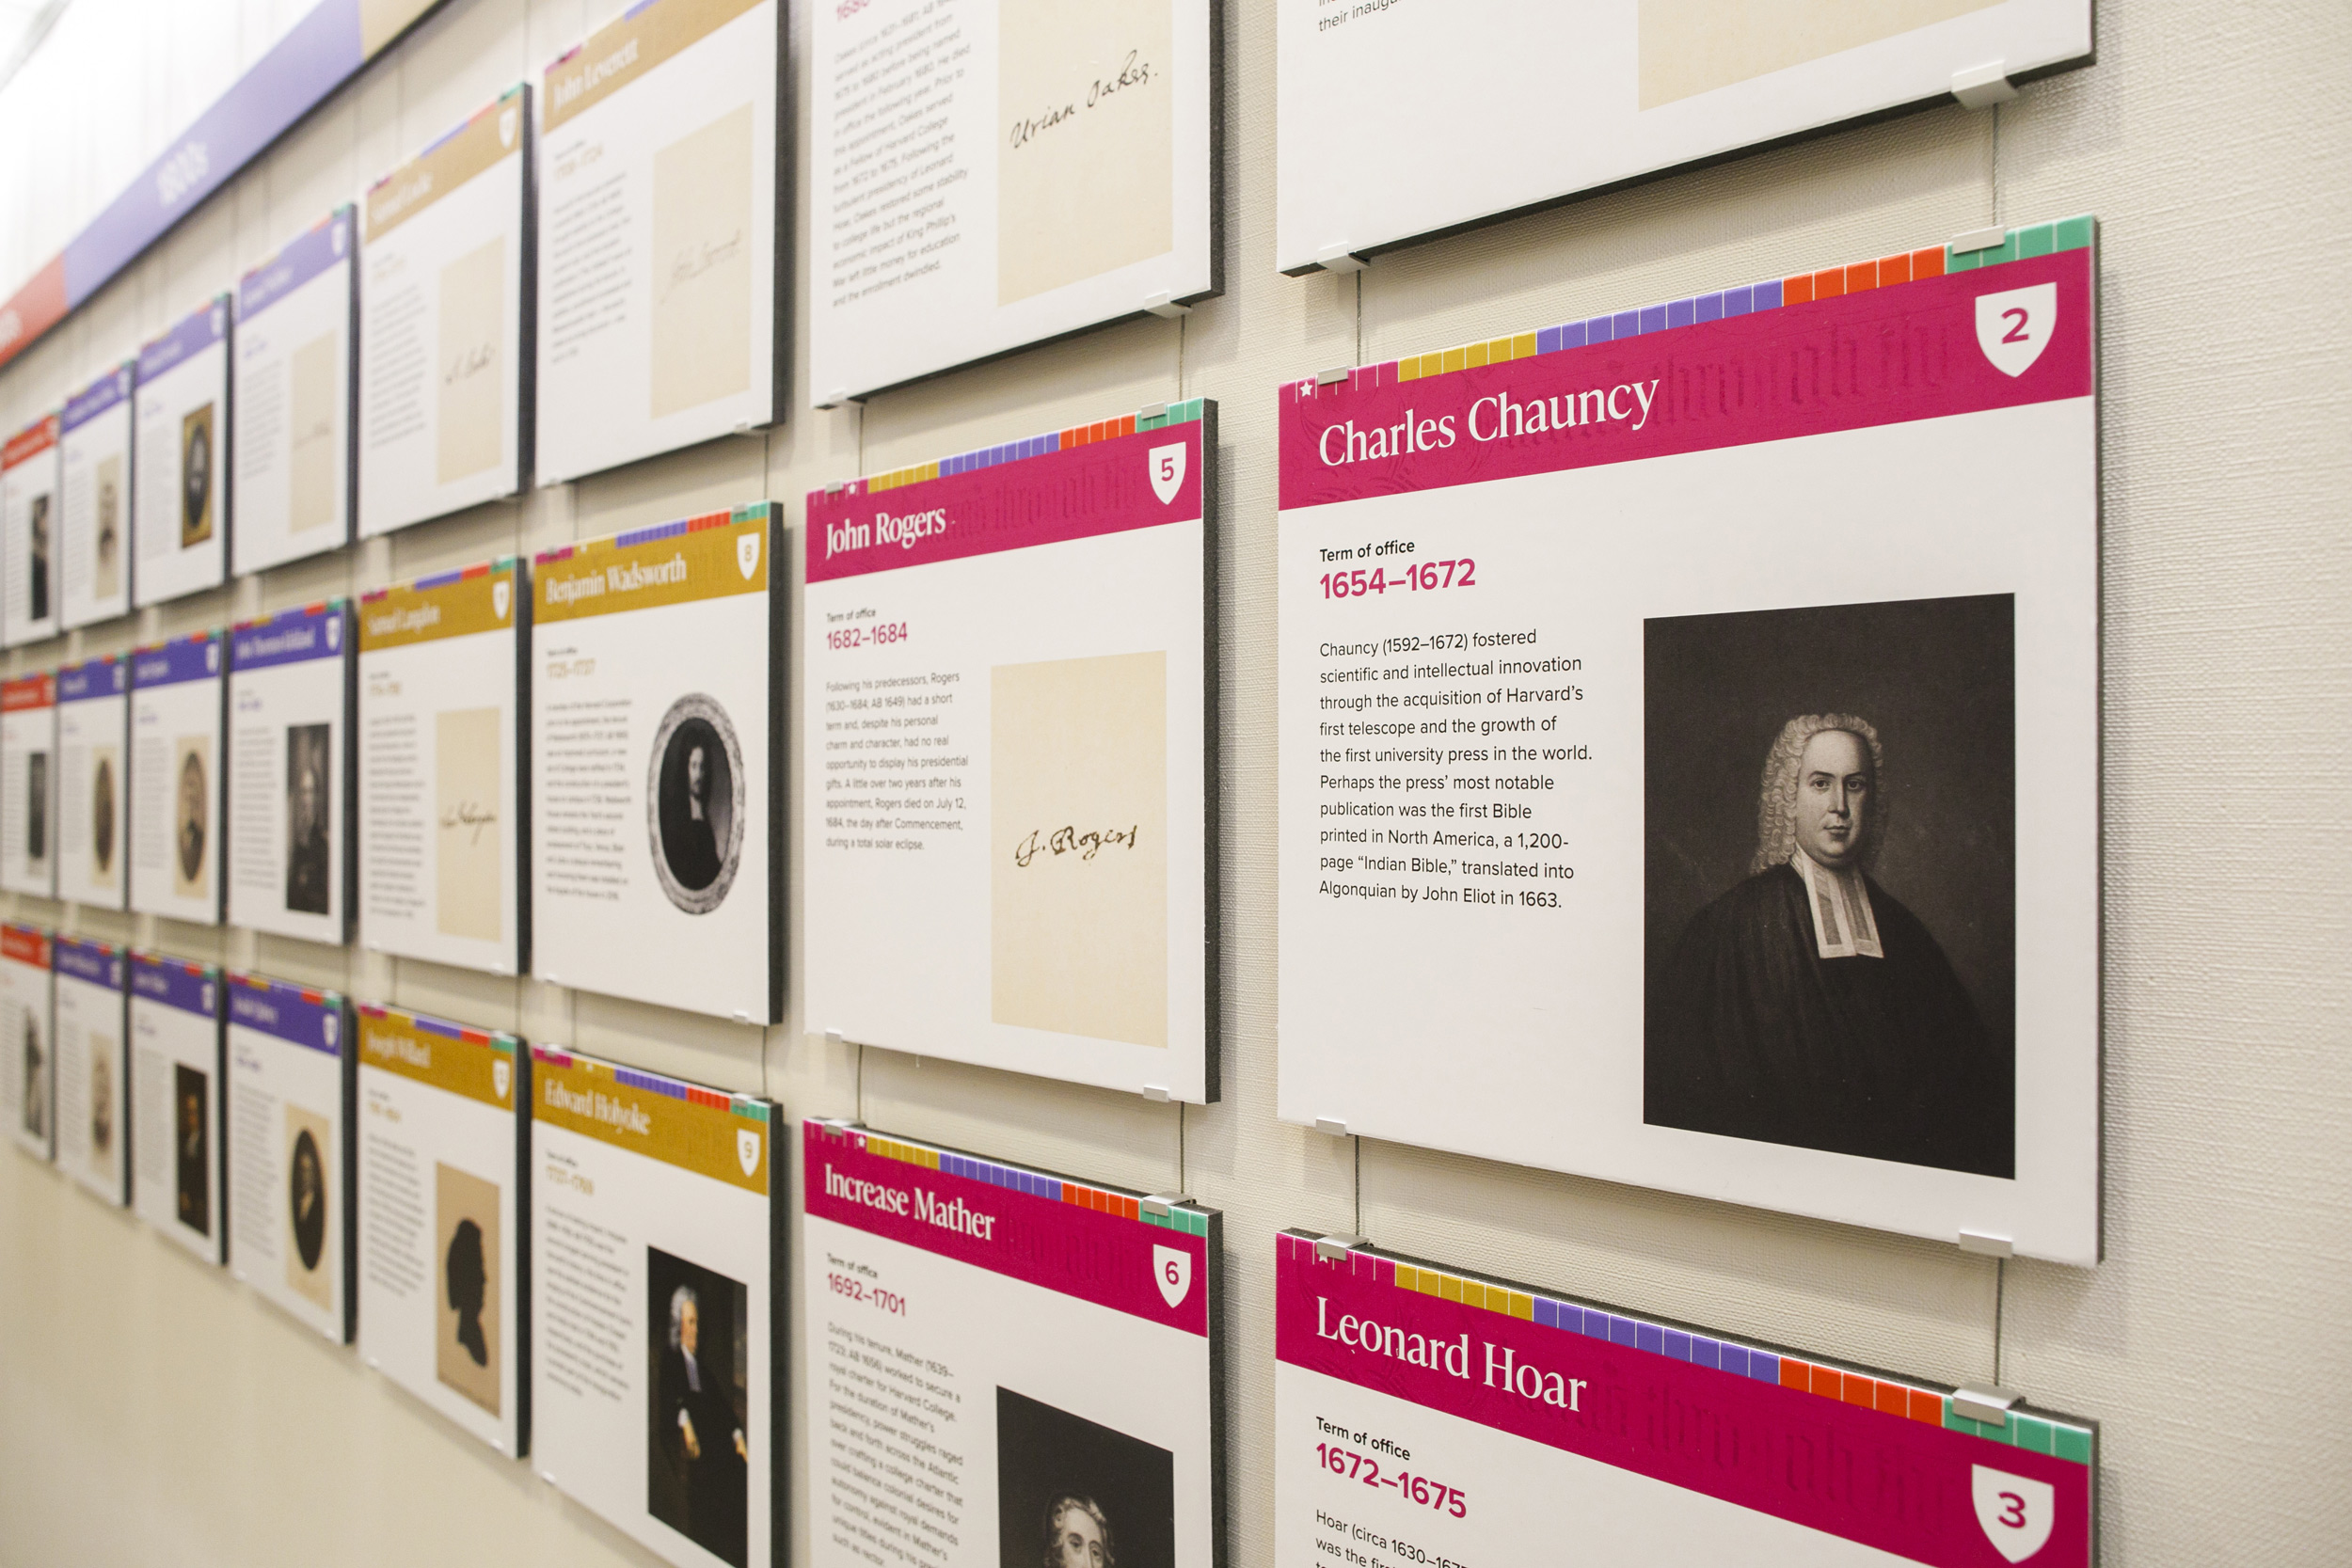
1152, 1244, 1191, 1309
1972, 1465, 2057, 1563
492, 579, 511, 619
326, 615, 342, 650
1976, 283, 2058, 379
322, 1012, 340, 1047
492, 1059, 511, 1100
738, 532, 761, 578
499, 107, 518, 148
738, 1128, 762, 1177
1148, 442, 1185, 506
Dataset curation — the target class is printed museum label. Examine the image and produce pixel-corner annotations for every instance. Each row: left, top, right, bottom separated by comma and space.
232, 208, 357, 574
1276, 226, 2102, 1263
1275, 1231, 2095, 1568
52, 936, 128, 1207
803, 404, 1216, 1100
227, 602, 354, 946
2, 410, 58, 645
0, 672, 56, 898
129, 633, 227, 925
0, 923, 53, 1163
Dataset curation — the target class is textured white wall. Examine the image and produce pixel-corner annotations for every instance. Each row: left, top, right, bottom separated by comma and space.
2, 0, 2348, 1563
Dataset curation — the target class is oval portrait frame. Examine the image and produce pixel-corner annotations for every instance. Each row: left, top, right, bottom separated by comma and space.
645, 692, 746, 916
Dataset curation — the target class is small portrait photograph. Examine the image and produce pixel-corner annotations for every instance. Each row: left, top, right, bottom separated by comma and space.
995, 1387, 1176, 1568
92, 454, 121, 600
25, 750, 47, 871
19, 1009, 44, 1141
89, 745, 118, 886
180, 404, 215, 547
174, 1064, 211, 1235
647, 1245, 750, 1567
284, 722, 333, 916
172, 737, 211, 896
435, 1162, 501, 1416
26, 491, 49, 624
1644, 594, 2016, 1178
285, 1106, 334, 1308
646, 694, 745, 916
87, 1044, 112, 1163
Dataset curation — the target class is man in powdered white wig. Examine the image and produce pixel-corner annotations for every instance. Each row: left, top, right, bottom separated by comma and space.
1645, 714, 2011, 1177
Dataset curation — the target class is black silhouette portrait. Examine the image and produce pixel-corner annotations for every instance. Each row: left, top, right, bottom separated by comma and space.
175, 1064, 210, 1235
648, 1248, 749, 1566
996, 1388, 1174, 1568
284, 723, 332, 916
289, 1127, 326, 1271
1644, 595, 2015, 1178
446, 1218, 488, 1366
649, 696, 742, 915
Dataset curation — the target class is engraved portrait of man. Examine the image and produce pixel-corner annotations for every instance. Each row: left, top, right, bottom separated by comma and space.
1645, 712, 2011, 1176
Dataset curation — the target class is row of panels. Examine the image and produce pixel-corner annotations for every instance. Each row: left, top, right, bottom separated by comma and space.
2, 938, 2095, 1568
0, 216, 2108, 1262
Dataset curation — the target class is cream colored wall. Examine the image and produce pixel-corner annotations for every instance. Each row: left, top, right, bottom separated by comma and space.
3, 0, 2348, 1562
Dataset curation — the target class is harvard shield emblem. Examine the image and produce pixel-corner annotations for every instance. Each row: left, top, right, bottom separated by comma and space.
1976, 283, 2058, 379
738, 1127, 762, 1177
492, 579, 511, 619
492, 1059, 510, 1100
1153, 1244, 1191, 1308
499, 106, 518, 148
1972, 1465, 2057, 1563
1148, 442, 1185, 506
738, 532, 761, 578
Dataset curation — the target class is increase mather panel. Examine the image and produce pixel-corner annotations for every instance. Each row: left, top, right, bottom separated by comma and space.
129, 633, 226, 926
1275, 1232, 2097, 1567
56, 656, 128, 911
358, 1004, 527, 1458
52, 937, 127, 1207
134, 297, 231, 607
535, 0, 783, 483
1274, 0, 2090, 275
1278, 222, 2102, 1263
804, 404, 1216, 1100
532, 506, 780, 1023
358, 558, 527, 974
128, 951, 227, 1265
59, 362, 135, 629
2, 413, 58, 646
227, 603, 355, 946
804, 1120, 1223, 1568
809, 0, 1219, 404
227, 973, 354, 1343
360, 85, 532, 537
232, 209, 357, 574
532, 1047, 779, 1568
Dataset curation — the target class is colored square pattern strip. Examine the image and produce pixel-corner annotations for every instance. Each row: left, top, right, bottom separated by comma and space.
819, 1121, 1211, 1236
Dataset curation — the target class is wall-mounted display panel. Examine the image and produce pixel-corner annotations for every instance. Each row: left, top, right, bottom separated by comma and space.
359, 558, 528, 974
1273, 1, 2091, 275
807, 0, 1219, 405
1275, 1231, 2098, 1567
56, 656, 129, 911
0, 673, 56, 898
232, 209, 357, 574
227, 973, 353, 1343
2, 413, 59, 646
531, 1047, 779, 1568
130, 633, 227, 926
535, 0, 782, 484
133, 297, 231, 607
359, 86, 533, 538
227, 602, 354, 946
532, 506, 780, 1023
1277, 222, 2102, 1263
0, 925, 54, 1163
59, 362, 135, 630
804, 404, 1216, 1100
52, 937, 128, 1207
803, 1120, 1223, 1568
129, 951, 227, 1265
358, 1004, 527, 1458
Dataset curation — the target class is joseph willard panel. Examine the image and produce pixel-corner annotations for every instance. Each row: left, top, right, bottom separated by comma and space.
531, 506, 781, 1023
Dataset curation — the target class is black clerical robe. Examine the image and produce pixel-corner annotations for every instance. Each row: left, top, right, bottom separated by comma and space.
1645, 863, 2011, 1177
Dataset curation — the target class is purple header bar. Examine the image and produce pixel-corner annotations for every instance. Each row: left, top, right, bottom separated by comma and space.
131, 951, 220, 1019
62, 362, 135, 434
132, 635, 223, 689
231, 602, 347, 672
228, 973, 343, 1055
239, 208, 353, 320
57, 656, 125, 703
55, 938, 123, 990
138, 297, 229, 383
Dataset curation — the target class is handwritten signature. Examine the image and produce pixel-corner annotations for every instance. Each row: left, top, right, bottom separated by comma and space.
1009, 51, 1153, 150
441, 341, 496, 385
1012, 825, 1139, 867
441, 800, 499, 847
660, 230, 745, 303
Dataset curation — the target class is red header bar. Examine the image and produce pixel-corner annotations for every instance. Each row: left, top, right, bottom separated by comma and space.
2, 674, 55, 711
2, 415, 58, 469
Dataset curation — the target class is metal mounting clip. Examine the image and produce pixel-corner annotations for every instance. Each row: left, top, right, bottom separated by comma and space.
1143, 292, 1191, 319
1317, 243, 1368, 275
1951, 61, 2018, 110
1314, 1233, 1365, 1261
1953, 1386, 2025, 1426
